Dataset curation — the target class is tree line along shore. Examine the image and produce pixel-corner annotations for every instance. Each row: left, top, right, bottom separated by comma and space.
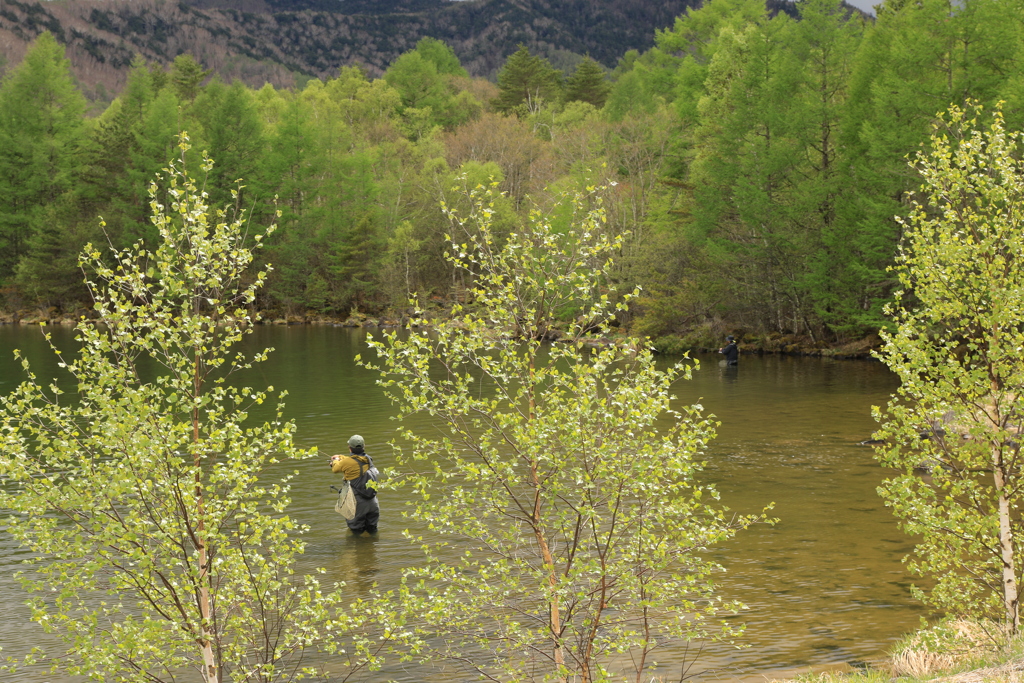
0, 0, 1021, 350
0, 304, 884, 359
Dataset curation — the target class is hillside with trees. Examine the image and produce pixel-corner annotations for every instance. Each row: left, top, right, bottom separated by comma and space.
0, 0, 739, 99
0, 0, 1021, 349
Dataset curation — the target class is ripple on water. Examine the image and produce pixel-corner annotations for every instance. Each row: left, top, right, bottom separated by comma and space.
0, 328, 923, 682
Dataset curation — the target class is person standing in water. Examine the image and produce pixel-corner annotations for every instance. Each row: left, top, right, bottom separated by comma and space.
719, 335, 739, 366
330, 434, 379, 534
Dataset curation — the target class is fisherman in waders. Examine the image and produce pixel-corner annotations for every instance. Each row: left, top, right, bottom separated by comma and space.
719, 335, 739, 366
329, 434, 379, 534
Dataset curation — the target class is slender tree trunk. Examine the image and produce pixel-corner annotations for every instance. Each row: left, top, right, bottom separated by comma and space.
534, 517, 564, 674
527, 352, 564, 676
194, 338, 217, 682
991, 365, 1019, 633
579, 569, 607, 683
995, 473, 1019, 632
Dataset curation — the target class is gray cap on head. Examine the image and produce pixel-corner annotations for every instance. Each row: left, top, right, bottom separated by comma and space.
348, 434, 365, 448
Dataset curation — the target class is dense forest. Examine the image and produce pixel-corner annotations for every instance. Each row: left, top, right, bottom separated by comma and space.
0, 0, 1022, 346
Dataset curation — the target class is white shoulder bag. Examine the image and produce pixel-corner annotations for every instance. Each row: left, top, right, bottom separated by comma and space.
335, 481, 357, 519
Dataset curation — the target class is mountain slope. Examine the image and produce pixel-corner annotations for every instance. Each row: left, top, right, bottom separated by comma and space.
0, 0, 798, 100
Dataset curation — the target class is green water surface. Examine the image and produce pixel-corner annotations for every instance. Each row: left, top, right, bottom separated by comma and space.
0, 325, 921, 682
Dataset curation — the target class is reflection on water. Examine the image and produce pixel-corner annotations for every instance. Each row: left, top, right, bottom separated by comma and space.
0, 325, 921, 682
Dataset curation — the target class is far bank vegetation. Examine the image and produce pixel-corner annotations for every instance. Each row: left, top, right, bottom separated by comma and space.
1, 0, 1022, 353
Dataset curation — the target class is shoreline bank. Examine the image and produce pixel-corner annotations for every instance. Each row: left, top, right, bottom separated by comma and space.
0, 308, 884, 360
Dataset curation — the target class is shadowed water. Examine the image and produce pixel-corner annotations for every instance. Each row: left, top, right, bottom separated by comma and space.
0, 325, 921, 682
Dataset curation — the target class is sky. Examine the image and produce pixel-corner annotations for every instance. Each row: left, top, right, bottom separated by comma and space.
844, 0, 879, 14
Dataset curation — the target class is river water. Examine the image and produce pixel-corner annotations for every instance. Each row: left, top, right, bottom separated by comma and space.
0, 324, 922, 682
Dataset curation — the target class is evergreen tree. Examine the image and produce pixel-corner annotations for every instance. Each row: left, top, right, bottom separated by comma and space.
261, 91, 320, 311
0, 32, 87, 284
385, 51, 445, 111
838, 0, 1019, 332
788, 0, 863, 335
170, 53, 211, 104
330, 213, 384, 311
563, 56, 610, 108
14, 197, 93, 308
385, 42, 478, 131
258, 72, 394, 313
91, 56, 156, 186
193, 80, 266, 208
493, 45, 563, 115
414, 37, 467, 77
998, 0, 1024, 130
87, 60, 180, 250
658, 0, 768, 124
687, 13, 810, 333
123, 88, 181, 245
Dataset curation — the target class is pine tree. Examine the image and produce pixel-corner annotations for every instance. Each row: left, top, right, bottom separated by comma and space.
687, 12, 810, 334
563, 57, 610, 108
838, 0, 1018, 333
658, 0, 769, 124
261, 92, 320, 311
0, 32, 87, 284
414, 37, 467, 77
330, 213, 384, 311
493, 45, 562, 115
789, 0, 865, 335
123, 88, 181, 246
384, 51, 447, 111
193, 80, 266, 208
170, 53, 212, 104
92, 56, 155, 185
86, 60, 179, 250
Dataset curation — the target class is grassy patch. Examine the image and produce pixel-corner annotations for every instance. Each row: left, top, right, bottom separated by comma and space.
771, 620, 1024, 683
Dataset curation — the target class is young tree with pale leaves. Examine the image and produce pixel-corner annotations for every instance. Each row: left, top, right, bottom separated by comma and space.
365, 180, 766, 682
0, 136, 365, 682
874, 103, 1024, 632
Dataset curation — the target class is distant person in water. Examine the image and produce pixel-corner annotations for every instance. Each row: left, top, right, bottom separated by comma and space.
719, 335, 739, 366
330, 434, 380, 534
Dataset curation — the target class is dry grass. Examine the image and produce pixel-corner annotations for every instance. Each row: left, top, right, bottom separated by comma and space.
892, 647, 962, 678
930, 659, 1024, 683
764, 620, 1020, 683
891, 620, 1003, 678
